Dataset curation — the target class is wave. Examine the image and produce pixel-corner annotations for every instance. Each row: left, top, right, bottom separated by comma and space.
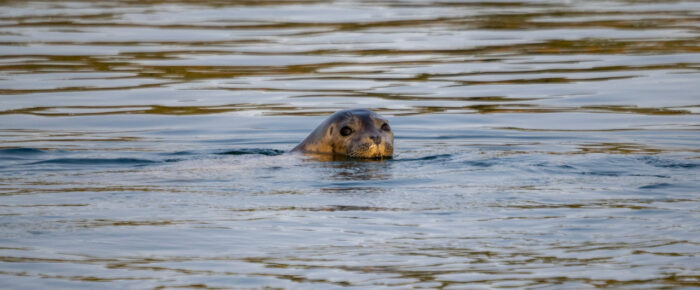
31, 158, 156, 165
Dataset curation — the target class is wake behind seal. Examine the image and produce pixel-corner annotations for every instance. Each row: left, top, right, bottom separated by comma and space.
292, 109, 394, 159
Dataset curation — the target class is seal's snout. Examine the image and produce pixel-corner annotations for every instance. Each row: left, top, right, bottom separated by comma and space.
370, 135, 382, 145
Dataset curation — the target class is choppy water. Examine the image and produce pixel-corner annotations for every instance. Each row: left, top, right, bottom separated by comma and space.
1, 0, 700, 288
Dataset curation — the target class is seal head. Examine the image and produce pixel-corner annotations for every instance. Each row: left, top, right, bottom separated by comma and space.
292, 109, 394, 159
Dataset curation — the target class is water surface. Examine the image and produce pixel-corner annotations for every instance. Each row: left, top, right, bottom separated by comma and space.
1, 0, 699, 288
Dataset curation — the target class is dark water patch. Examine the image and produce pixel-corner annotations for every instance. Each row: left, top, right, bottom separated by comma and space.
161, 151, 195, 156
639, 183, 674, 190
30, 158, 156, 166
578, 170, 622, 177
630, 174, 670, 179
0, 148, 45, 155
535, 162, 576, 170
0, 204, 89, 208
322, 205, 397, 212
640, 156, 699, 169
322, 181, 390, 188
230, 205, 406, 212
392, 154, 452, 162
0, 148, 48, 162
218, 148, 285, 156
74, 219, 183, 228
464, 160, 496, 168
157, 151, 198, 163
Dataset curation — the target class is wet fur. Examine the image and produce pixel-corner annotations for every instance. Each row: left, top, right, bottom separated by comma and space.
292, 109, 394, 158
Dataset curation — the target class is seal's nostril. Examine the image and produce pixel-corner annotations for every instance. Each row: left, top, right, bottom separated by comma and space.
370, 136, 381, 145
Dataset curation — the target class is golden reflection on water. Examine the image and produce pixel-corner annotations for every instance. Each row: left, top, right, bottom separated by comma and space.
1, 103, 694, 117
1, 0, 699, 289
0, 0, 698, 118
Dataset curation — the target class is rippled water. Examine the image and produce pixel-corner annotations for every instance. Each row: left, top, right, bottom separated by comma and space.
1, 0, 699, 288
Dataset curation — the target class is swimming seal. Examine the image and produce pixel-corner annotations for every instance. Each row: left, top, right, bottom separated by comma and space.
292, 109, 394, 159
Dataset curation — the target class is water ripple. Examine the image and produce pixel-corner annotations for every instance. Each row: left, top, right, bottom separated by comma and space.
30, 158, 157, 165
1, 0, 699, 289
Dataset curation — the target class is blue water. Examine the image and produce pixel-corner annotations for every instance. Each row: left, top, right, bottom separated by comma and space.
1, 0, 700, 288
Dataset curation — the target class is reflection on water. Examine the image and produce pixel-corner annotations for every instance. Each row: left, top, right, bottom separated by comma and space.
1, 0, 700, 288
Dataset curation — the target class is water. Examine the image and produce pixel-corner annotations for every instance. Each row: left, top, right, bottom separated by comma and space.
1, 0, 699, 288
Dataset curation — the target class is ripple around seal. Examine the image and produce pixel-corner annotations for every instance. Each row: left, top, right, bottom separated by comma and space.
218, 148, 286, 156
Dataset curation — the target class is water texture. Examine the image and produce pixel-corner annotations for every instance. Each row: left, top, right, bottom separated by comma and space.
1, 0, 699, 288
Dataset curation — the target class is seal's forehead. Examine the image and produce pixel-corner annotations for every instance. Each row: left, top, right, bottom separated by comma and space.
333, 109, 387, 123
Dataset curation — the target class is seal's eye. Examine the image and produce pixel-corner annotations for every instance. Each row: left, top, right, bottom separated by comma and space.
381, 123, 391, 132
340, 126, 353, 137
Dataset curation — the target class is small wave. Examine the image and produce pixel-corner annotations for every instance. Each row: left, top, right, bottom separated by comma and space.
31, 158, 156, 165
579, 171, 621, 177
392, 154, 452, 162
464, 160, 495, 167
0, 148, 45, 155
639, 183, 673, 190
162, 151, 195, 156
218, 149, 286, 156
534, 162, 576, 170
640, 156, 699, 169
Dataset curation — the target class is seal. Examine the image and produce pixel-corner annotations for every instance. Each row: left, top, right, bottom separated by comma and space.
292, 109, 394, 159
